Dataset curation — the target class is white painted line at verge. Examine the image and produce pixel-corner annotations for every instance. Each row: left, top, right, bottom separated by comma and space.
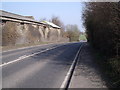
60, 44, 83, 89
0, 46, 60, 67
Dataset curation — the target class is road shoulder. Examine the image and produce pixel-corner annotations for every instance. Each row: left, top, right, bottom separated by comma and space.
69, 42, 107, 88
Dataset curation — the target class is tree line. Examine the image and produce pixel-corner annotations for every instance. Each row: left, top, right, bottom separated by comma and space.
82, 2, 120, 87
42, 16, 83, 42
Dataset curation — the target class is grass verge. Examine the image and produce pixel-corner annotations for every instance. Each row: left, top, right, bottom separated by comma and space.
2, 41, 61, 51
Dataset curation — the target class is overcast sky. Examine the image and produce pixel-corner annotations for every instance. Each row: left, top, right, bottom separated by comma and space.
1, 2, 85, 32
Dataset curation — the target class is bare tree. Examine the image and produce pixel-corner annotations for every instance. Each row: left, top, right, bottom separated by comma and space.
66, 24, 80, 42
51, 16, 65, 37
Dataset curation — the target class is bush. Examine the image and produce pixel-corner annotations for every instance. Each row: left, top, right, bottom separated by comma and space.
83, 2, 120, 56
83, 2, 120, 87
66, 24, 80, 42
2, 22, 19, 46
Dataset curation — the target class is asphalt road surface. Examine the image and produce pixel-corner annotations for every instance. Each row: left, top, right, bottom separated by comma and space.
2, 42, 81, 88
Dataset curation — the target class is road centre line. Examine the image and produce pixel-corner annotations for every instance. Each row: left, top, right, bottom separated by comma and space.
2, 42, 71, 53
2, 43, 55, 53
0, 46, 61, 67
2, 42, 76, 53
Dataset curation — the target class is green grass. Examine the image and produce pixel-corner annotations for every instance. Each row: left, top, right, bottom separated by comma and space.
79, 34, 87, 41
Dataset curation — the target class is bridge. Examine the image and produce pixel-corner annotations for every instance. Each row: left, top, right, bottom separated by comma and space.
0, 10, 63, 46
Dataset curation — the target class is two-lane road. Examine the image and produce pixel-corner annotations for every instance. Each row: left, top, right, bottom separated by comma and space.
2, 43, 64, 64
2, 42, 82, 88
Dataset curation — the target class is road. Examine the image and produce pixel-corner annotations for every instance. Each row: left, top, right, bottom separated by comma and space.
2, 42, 81, 88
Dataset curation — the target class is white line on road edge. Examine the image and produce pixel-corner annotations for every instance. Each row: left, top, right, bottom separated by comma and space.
60, 44, 83, 89
0, 46, 61, 67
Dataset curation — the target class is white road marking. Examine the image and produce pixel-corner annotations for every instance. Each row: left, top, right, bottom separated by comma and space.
2, 43, 55, 53
60, 44, 83, 89
2, 42, 71, 53
2, 42, 74, 53
18, 55, 27, 59
0, 46, 60, 67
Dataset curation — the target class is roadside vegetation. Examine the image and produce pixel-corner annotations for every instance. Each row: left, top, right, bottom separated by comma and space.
83, 2, 120, 88
2, 22, 19, 46
65, 24, 80, 42
45, 16, 82, 42
2, 41, 53, 51
41, 16, 83, 42
79, 33, 87, 41
2, 15, 82, 51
